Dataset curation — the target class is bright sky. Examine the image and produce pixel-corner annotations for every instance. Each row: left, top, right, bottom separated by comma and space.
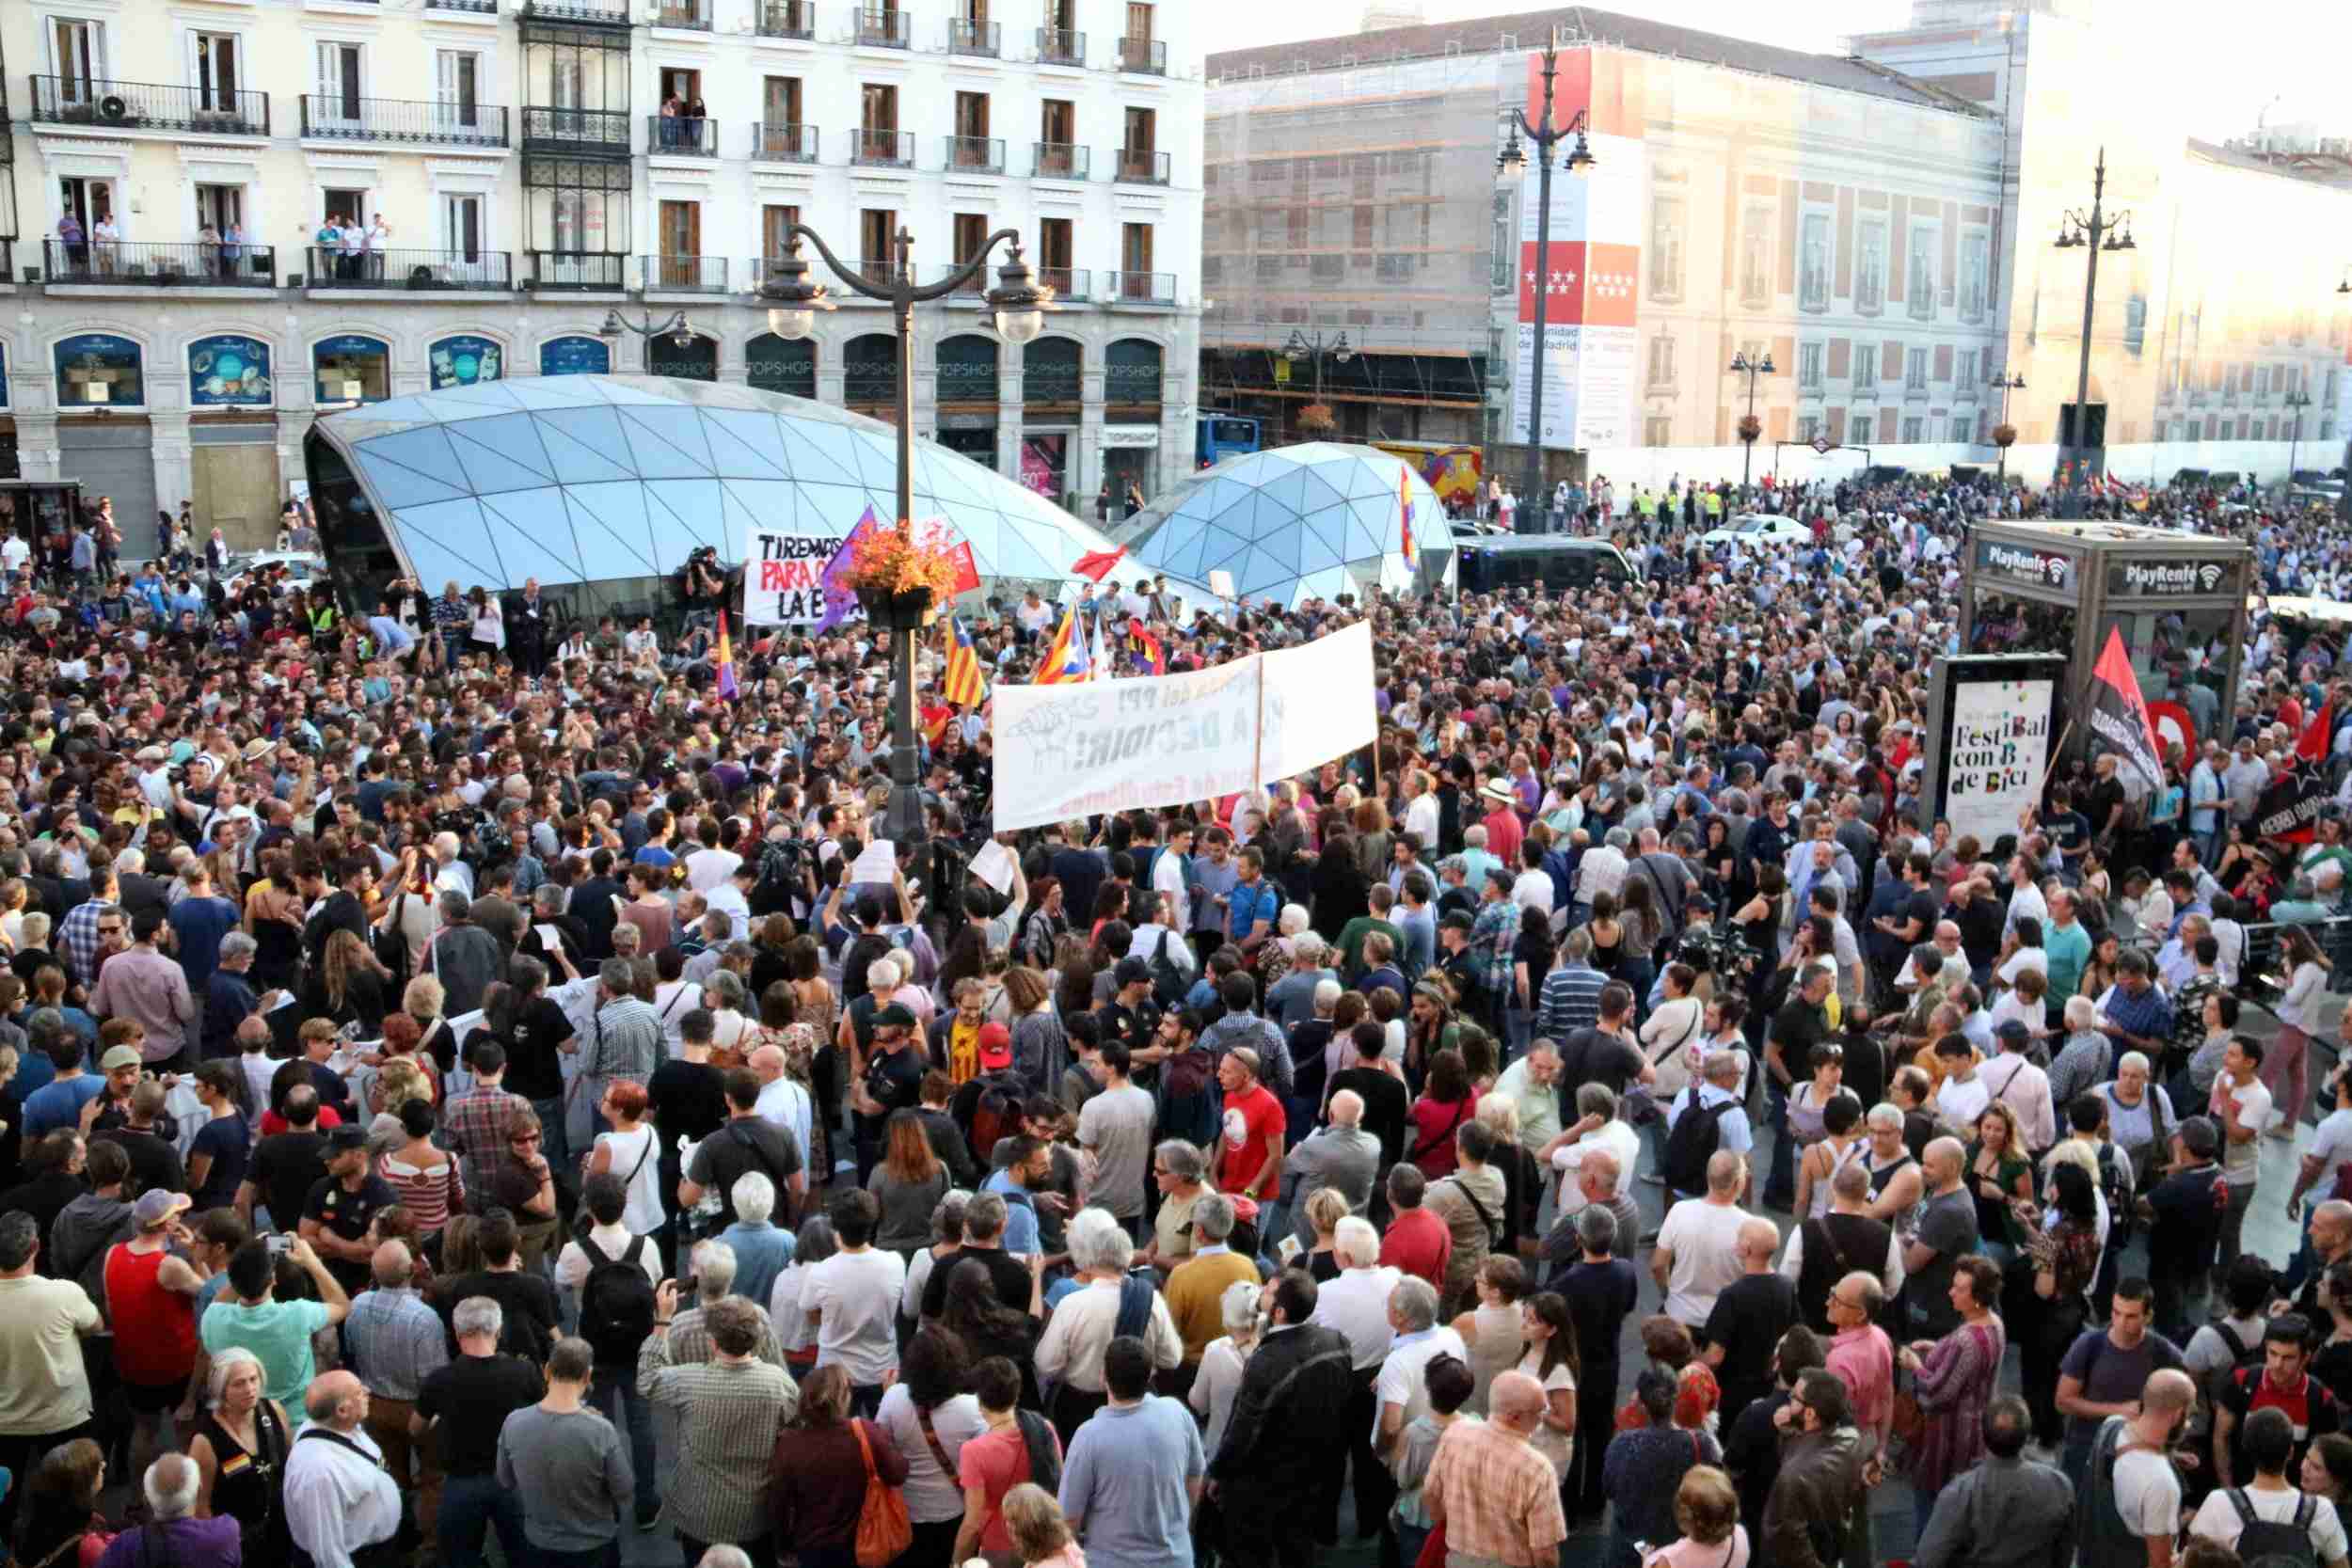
1194, 0, 2349, 147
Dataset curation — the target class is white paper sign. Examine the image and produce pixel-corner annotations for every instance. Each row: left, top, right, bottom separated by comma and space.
992, 657, 1265, 832
533, 923, 564, 954
848, 838, 898, 884
1943, 678, 2054, 851
969, 839, 1017, 895
1258, 621, 1376, 784
741, 527, 839, 626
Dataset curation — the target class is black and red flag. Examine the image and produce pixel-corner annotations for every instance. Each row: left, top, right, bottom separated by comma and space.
2086, 625, 2166, 794
2256, 703, 2335, 845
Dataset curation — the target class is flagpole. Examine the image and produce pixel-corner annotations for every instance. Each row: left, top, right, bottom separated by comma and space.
2034, 720, 2075, 795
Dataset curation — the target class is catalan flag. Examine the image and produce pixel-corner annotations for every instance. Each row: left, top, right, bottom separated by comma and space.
1398, 464, 1419, 568
1035, 604, 1090, 684
714, 610, 739, 700
943, 616, 988, 707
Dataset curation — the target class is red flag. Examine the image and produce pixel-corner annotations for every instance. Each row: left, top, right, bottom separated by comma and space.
2085, 626, 2165, 793
1071, 546, 1126, 583
947, 541, 981, 596
2254, 704, 2334, 843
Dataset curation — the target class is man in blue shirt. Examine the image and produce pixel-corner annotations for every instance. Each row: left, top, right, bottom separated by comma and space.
1224, 847, 1280, 956
167, 863, 242, 996
19, 1029, 102, 1137
980, 1136, 1051, 1257
1061, 1336, 1206, 1568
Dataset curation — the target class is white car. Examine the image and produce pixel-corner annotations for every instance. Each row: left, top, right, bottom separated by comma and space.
218, 550, 327, 586
1698, 514, 1811, 548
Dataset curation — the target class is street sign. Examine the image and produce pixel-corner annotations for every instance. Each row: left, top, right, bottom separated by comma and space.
1811, 435, 1834, 456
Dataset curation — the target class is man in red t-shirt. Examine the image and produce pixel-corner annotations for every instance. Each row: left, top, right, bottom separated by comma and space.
1215, 1048, 1286, 1203
1379, 1163, 1454, 1289
2215, 1317, 2342, 1488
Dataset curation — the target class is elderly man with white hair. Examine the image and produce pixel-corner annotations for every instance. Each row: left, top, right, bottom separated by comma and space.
1309, 1214, 1405, 1533
664, 1240, 786, 1366
715, 1170, 796, 1307
97, 1454, 238, 1568
285, 1370, 405, 1568
1540, 1080, 1642, 1224
1036, 1206, 1183, 1430
1374, 1275, 1466, 1466
1652, 1148, 1757, 1331
1281, 1087, 1381, 1250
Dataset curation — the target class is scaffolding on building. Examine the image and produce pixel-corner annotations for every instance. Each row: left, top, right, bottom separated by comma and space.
1200, 52, 1508, 440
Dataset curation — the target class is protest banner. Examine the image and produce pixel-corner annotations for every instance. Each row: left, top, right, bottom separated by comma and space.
1943, 674, 2054, 851
741, 526, 840, 626
1259, 621, 1376, 784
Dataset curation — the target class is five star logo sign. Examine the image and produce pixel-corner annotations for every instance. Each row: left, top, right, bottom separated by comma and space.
1589, 269, 1636, 300
1548, 271, 1573, 295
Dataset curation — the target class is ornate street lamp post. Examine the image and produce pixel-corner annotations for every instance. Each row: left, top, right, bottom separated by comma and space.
1496, 29, 1595, 516
2052, 150, 2133, 517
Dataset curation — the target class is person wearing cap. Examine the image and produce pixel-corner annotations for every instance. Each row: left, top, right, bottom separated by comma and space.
851, 1001, 928, 1184
89, 1075, 185, 1198
2145, 1115, 2229, 1340
102, 1187, 205, 1467
298, 1125, 399, 1296
89, 908, 194, 1069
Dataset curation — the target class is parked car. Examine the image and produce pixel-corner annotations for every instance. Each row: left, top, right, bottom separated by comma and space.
1699, 514, 1811, 548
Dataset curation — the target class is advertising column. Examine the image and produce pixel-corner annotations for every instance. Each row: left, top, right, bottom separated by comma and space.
1507, 48, 1647, 456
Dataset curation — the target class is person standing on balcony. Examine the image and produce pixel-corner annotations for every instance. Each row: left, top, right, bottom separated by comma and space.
364, 214, 389, 282
92, 210, 119, 275
339, 214, 365, 281
198, 219, 222, 279
221, 218, 245, 279
58, 210, 86, 272
660, 93, 680, 148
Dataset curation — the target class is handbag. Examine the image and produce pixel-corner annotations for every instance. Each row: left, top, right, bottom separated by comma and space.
851, 1418, 913, 1568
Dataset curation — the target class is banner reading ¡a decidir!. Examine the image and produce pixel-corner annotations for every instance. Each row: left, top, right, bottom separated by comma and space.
989, 622, 1377, 832
740, 528, 838, 626
1942, 677, 2053, 850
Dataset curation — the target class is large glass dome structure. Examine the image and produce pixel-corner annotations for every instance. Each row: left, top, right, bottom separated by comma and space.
1106, 443, 1455, 608
304, 375, 1126, 618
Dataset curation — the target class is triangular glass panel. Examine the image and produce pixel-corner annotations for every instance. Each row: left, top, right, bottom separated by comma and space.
352, 448, 469, 510
478, 492, 587, 583
643, 479, 727, 557
445, 423, 559, 497
389, 498, 503, 584
560, 487, 662, 578
701, 411, 792, 480
615, 406, 715, 478
536, 409, 640, 480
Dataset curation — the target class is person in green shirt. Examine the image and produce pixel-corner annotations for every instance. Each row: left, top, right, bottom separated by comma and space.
2042, 888, 2094, 1024
1334, 883, 1406, 985
197, 1234, 351, 1429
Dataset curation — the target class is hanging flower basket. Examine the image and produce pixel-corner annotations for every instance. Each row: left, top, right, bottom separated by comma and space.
1736, 415, 1763, 444
842, 520, 955, 627
1297, 402, 1337, 435
1993, 422, 2018, 449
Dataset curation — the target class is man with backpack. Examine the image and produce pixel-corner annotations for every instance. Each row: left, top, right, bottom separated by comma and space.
550, 1171, 660, 1532
1663, 1049, 1755, 1204
2081, 1368, 2197, 1568
2214, 1315, 2344, 1495
2185, 1405, 2351, 1567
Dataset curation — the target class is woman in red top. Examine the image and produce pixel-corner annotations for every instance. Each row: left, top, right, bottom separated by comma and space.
104, 1191, 205, 1447
955, 1355, 1064, 1565
1406, 1049, 1477, 1180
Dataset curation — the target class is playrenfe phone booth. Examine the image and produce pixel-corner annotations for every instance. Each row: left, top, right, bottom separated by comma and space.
1957, 518, 2252, 765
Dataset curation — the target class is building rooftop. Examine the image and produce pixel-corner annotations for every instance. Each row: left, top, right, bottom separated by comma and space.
1208, 4, 1979, 115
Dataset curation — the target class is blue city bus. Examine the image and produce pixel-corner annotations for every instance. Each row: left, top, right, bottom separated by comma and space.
1196, 413, 1262, 467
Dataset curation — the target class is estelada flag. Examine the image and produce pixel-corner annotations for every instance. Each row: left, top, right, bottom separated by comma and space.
1398, 465, 1418, 567
2085, 625, 2164, 793
714, 611, 739, 700
943, 616, 988, 708
2256, 704, 2335, 844
1035, 604, 1089, 684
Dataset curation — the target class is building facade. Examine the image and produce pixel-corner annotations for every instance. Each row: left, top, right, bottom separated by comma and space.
1203, 1, 2352, 492
1, 0, 1202, 548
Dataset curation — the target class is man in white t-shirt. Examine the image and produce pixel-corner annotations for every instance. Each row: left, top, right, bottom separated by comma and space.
2213, 1037, 2275, 1284
2101, 1370, 2195, 1559
2186, 1403, 2346, 1561
801, 1188, 907, 1418
1650, 1148, 1756, 1330
1372, 1275, 1464, 1464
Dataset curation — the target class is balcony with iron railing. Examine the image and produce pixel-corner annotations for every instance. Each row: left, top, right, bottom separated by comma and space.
752, 121, 818, 162
926, 263, 988, 299
1033, 142, 1088, 179
854, 7, 912, 47
649, 114, 717, 155
1114, 148, 1169, 185
300, 95, 508, 148
528, 250, 628, 290
946, 135, 1004, 173
521, 107, 632, 155
849, 128, 914, 167
307, 247, 513, 290
1036, 26, 1084, 65
427, 0, 500, 13
1103, 270, 1174, 305
1117, 37, 1166, 74
757, 0, 816, 35
520, 0, 630, 21
46, 239, 277, 288
948, 19, 1000, 55
1037, 265, 1081, 300
31, 76, 269, 135
643, 254, 728, 293
649, 0, 711, 26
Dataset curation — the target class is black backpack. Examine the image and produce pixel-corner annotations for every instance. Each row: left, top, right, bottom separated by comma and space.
2227, 1488, 2320, 1568
578, 1235, 657, 1366
1661, 1097, 1737, 1196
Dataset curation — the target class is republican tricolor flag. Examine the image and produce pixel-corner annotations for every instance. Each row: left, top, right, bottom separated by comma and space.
714, 610, 739, 700
1398, 465, 1418, 568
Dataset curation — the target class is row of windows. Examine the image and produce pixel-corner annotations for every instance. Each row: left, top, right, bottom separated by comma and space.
26, 329, 1166, 410
1641, 339, 1992, 393
1645, 195, 1995, 324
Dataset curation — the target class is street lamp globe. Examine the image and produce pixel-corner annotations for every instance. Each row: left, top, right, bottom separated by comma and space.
1495, 138, 1527, 185
983, 243, 1054, 345
994, 305, 1047, 345
596, 310, 627, 341
1566, 133, 1596, 176
766, 306, 816, 341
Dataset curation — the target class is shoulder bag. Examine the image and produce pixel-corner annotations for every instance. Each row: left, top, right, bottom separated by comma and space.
851, 1418, 913, 1568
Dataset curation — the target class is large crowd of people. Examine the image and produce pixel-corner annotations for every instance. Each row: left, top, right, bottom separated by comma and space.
0, 467, 2350, 1568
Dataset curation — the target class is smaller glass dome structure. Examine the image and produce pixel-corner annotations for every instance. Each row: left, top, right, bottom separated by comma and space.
1106, 443, 1454, 608
303, 375, 1127, 619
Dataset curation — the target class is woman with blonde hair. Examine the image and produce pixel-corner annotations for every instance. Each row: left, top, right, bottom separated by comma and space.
1001, 1482, 1085, 1568
1964, 1101, 2035, 1262
402, 973, 457, 1077
304, 925, 391, 1036
1298, 1186, 1354, 1282
187, 1346, 294, 1560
